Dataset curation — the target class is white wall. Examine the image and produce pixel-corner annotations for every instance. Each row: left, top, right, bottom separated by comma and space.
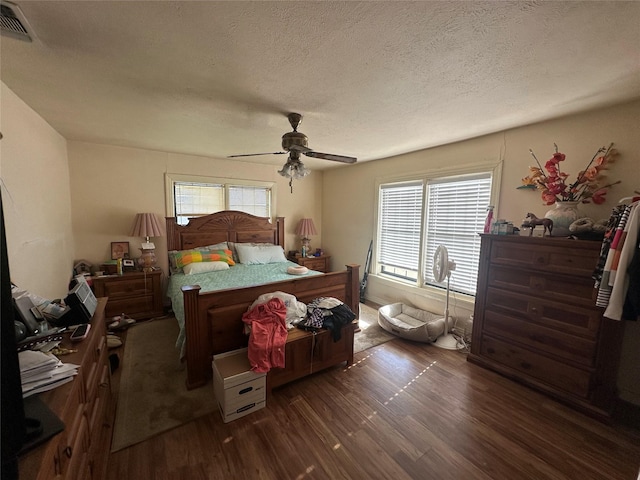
323, 100, 640, 404
0, 82, 74, 300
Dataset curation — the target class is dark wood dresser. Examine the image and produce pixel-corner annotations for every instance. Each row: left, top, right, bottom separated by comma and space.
19, 298, 113, 480
468, 234, 625, 420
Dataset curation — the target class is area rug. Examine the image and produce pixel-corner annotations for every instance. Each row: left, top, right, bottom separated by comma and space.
110, 317, 215, 452
354, 303, 396, 353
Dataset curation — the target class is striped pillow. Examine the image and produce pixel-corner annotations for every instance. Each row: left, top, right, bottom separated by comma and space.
173, 249, 235, 268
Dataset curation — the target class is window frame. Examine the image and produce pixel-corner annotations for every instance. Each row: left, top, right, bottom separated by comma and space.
164, 173, 276, 223
373, 160, 502, 298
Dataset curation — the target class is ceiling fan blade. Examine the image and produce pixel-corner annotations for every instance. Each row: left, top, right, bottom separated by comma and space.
288, 144, 357, 164
303, 151, 357, 164
227, 152, 286, 158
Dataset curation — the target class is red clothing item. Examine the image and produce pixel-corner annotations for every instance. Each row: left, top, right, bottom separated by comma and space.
241, 297, 288, 373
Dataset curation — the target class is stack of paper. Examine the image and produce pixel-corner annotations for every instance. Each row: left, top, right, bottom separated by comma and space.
18, 350, 79, 398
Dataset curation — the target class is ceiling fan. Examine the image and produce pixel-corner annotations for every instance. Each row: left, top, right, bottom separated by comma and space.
228, 113, 357, 192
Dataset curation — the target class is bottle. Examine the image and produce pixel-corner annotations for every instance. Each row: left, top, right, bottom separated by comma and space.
117, 258, 123, 275
484, 206, 494, 234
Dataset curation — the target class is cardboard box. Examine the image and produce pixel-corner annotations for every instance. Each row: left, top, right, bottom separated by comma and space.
213, 348, 266, 423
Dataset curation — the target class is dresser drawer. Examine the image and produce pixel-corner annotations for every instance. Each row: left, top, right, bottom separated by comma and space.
490, 240, 599, 277
99, 277, 152, 299
104, 295, 154, 318
287, 255, 330, 273
488, 265, 597, 307
483, 310, 597, 366
485, 286, 601, 338
302, 257, 327, 272
480, 335, 592, 398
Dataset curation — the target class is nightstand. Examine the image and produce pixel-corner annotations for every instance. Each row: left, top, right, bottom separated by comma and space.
288, 255, 331, 273
91, 270, 164, 320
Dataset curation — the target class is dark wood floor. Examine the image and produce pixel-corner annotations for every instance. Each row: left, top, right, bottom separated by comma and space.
107, 338, 640, 480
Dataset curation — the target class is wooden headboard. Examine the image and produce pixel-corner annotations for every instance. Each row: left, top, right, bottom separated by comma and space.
166, 211, 285, 251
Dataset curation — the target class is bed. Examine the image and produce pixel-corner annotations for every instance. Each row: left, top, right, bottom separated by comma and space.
166, 211, 360, 389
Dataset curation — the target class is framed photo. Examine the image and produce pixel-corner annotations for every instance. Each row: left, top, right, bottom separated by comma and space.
111, 241, 130, 260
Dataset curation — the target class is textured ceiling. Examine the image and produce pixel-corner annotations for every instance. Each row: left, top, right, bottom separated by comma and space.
1, 1, 639, 171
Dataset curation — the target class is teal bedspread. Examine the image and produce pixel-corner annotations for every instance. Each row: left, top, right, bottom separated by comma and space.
166, 261, 322, 356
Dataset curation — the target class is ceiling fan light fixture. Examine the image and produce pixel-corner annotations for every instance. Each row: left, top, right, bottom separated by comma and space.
278, 158, 309, 179
278, 162, 292, 178
278, 157, 310, 193
293, 161, 310, 179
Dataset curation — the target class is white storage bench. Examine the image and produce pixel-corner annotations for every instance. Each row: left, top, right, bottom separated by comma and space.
378, 303, 445, 343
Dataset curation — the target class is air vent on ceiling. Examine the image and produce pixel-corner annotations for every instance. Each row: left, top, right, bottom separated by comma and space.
1, 1, 33, 42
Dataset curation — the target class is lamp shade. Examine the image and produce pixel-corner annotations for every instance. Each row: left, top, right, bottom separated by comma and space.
295, 218, 317, 237
130, 213, 165, 239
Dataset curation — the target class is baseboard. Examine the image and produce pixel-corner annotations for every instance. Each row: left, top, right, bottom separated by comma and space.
613, 398, 640, 430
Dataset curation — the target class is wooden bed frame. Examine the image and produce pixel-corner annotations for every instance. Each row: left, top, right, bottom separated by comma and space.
166, 211, 360, 389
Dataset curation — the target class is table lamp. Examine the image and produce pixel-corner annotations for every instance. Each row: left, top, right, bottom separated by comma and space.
130, 213, 165, 271
295, 218, 317, 257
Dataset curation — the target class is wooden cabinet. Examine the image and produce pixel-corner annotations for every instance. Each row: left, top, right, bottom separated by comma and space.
288, 255, 331, 273
468, 235, 625, 420
19, 298, 113, 480
267, 322, 356, 392
92, 270, 164, 320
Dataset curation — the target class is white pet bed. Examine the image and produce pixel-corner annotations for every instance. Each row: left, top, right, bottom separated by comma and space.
378, 303, 445, 343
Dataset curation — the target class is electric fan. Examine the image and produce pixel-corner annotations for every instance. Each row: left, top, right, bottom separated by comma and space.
432, 245, 459, 350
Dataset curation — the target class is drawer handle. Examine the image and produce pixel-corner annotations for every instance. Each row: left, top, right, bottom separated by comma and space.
239, 386, 253, 395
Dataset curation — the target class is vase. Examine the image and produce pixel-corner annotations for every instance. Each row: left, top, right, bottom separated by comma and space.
544, 201, 579, 237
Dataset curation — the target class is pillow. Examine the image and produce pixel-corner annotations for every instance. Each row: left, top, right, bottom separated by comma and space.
226, 241, 240, 263
173, 249, 235, 268
235, 244, 287, 265
183, 261, 230, 275
203, 242, 229, 251
168, 250, 185, 274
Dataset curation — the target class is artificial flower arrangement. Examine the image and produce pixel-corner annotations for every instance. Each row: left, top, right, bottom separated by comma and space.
521, 143, 620, 205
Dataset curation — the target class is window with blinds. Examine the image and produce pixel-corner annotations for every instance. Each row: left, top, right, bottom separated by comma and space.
423, 174, 491, 295
171, 178, 272, 225
377, 172, 492, 296
379, 181, 424, 281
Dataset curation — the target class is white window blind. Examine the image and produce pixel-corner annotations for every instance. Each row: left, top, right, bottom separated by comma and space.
229, 185, 270, 217
423, 174, 491, 295
378, 181, 424, 281
174, 182, 224, 225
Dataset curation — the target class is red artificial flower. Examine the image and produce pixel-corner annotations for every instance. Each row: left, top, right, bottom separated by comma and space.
521, 143, 618, 205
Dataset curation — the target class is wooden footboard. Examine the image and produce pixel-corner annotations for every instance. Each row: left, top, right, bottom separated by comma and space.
181, 264, 360, 389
